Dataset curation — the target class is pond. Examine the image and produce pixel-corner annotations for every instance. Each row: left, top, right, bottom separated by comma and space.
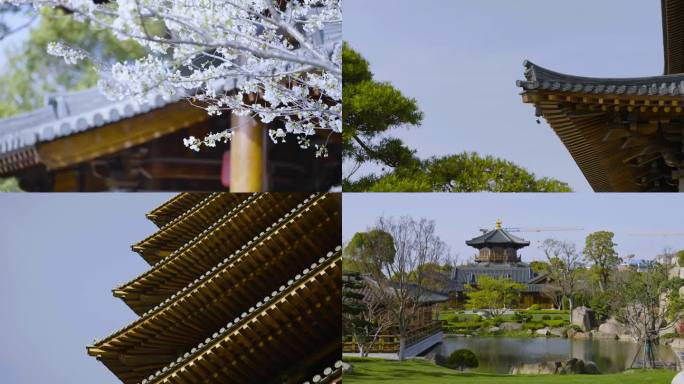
427, 336, 676, 374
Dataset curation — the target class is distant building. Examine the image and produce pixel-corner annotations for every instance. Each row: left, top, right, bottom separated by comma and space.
447, 220, 552, 308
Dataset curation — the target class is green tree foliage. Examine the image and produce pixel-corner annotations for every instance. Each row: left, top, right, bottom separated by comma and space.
343, 229, 396, 275
445, 349, 479, 371
677, 250, 684, 267
342, 43, 423, 174
530, 261, 550, 275
583, 231, 621, 292
0, 8, 145, 118
465, 275, 525, 317
342, 44, 571, 192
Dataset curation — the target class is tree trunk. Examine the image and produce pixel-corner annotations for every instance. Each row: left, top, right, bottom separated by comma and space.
398, 335, 407, 361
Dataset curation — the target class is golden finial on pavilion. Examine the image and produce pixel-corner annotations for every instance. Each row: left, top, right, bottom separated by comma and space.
495, 219, 502, 229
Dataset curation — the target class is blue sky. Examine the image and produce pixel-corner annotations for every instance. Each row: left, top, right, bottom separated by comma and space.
343, 193, 684, 263
344, 0, 665, 191
0, 193, 173, 383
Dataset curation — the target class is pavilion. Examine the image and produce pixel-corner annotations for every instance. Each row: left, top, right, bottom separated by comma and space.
87, 192, 342, 384
517, 0, 684, 191
447, 221, 552, 308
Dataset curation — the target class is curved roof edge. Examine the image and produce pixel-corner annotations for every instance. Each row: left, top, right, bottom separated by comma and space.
516, 60, 684, 96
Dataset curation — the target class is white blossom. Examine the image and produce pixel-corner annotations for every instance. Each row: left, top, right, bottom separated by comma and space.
11, 0, 342, 156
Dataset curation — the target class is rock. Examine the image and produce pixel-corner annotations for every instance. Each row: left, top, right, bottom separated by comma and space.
583, 361, 601, 374
341, 362, 353, 374
566, 329, 577, 339
679, 285, 684, 299
572, 306, 597, 332
499, 322, 523, 331
535, 328, 550, 336
511, 359, 601, 376
672, 370, 684, 384
562, 358, 584, 374
598, 317, 630, 338
549, 327, 565, 337
510, 362, 559, 375
594, 331, 618, 340
487, 326, 501, 333
572, 331, 591, 339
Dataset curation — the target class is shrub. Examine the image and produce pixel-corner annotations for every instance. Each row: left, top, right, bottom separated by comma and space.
553, 316, 562, 320
523, 322, 545, 330
543, 320, 566, 327
541, 315, 551, 320
589, 291, 614, 320
471, 315, 482, 323
445, 349, 479, 371
567, 324, 582, 332
529, 304, 541, 311
678, 250, 684, 267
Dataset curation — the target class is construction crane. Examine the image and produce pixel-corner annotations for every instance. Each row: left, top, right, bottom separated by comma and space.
478, 219, 583, 234
626, 232, 684, 237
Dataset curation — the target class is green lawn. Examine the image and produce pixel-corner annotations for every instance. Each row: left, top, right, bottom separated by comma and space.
343, 357, 677, 384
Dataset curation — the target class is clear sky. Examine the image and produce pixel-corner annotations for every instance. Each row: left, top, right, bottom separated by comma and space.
0, 193, 173, 383
343, 193, 684, 263
344, 0, 665, 191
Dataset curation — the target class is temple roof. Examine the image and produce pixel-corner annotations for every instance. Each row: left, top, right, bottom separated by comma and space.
466, 222, 530, 249
88, 192, 342, 384
517, 61, 684, 97
0, 23, 341, 163
145, 192, 213, 227
448, 263, 547, 293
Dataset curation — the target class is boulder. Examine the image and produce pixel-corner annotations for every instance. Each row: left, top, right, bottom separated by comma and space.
572, 331, 591, 339
598, 317, 630, 337
566, 329, 577, 339
499, 322, 523, 331
562, 358, 584, 374
487, 326, 501, 333
583, 361, 601, 374
535, 328, 550, 336
672, 370, 684, 384
510, 362, 560, 375
593, 331, 618, 340
341, 362, 353, 374
572, 306, 597, 332
549, 327, 566, 337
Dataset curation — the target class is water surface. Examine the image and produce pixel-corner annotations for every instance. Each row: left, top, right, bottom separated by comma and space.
428, 336, 676, 374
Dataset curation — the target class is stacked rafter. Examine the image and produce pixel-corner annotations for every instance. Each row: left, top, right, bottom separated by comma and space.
88, 192, 342, 384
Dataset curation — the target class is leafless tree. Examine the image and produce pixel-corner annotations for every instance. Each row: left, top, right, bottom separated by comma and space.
540, 239, 583, 316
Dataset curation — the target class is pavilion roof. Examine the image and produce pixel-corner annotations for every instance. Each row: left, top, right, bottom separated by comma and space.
517, 61, 684, 97
88, 192, 342, 383
134, 193, 250, 264
145, 192, 213, 227
0, 23, 341, 174
466, 228, 530, 249
115, 193, 340, 315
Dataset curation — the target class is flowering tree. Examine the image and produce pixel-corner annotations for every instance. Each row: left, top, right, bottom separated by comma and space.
3, 0, 341, 157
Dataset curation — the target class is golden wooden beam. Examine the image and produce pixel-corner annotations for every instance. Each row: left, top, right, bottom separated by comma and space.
229, 114, 264, 192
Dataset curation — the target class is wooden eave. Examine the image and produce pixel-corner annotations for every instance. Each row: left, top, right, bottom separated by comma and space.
146, 193, 213, 228
663, 0, 684, 74
146, 252, 341, 384
115, 193, 340, 315
88, 231, 340, 383
133, 193, 252, 265
521, 90, 683, 191
34, 101, 208, 171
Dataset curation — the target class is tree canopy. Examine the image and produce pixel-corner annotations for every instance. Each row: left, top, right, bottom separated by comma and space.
342, 44, 571, 192
583, 231, 621, 291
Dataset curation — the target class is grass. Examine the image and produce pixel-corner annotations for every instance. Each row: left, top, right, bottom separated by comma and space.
343, 357, 677, 384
